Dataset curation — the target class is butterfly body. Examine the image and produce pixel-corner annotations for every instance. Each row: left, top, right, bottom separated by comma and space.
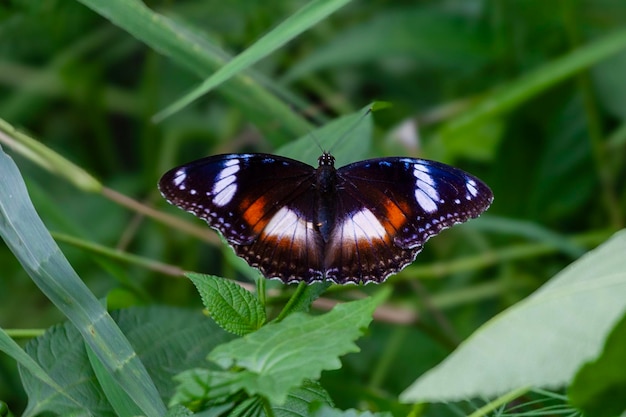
159, 152, 493, 284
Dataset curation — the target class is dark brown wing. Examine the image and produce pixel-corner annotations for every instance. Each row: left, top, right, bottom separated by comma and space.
159, 153, 325, 282
324, 158, 493, 284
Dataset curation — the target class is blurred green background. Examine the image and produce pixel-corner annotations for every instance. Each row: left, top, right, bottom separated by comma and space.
1, 0, 625, 414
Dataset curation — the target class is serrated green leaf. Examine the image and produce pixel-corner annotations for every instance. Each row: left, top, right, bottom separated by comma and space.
274, 380, 334, 416
170, 368, 242, 407
208, 290, 389, 404
569, 313, 626, 417
400, 230, 626, 403
188, 273, 266, 336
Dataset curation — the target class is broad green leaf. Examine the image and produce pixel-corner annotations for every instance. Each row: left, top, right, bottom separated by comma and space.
188, 273, 266, 336
274, 380, 334, 416
170, 368, 241, 407
208, 290, 389, 404
153, 0, 353, 121
172, 372, 333, 415
18, 307, 233, 416
0, 144, 164, 417
400, 230, 626, 403
0, 327, 84, 413
20, 323, 114, 417
569, 313, 626, 417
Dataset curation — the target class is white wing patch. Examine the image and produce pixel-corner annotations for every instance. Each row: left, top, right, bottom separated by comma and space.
263, 207, 313, 242
413, 164, 440, 213
336, 208, 387, 242
212, 159, 240, 207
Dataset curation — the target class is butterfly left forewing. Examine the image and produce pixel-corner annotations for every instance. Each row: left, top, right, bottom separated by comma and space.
159, 153, 326, 283
324, 158, 493, 284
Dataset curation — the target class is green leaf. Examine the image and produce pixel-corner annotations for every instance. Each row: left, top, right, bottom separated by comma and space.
0, 144, 164, 417
569, 313, 626, 417
310, 404, 392, 417
86, 342, 144, 417
153, 0, 353, 121
276, 282, 332, 321
400, 230, 626, 403
188, 273, 266, 336
208, 290, 389, 404
165, 404, 193, 417
0, 327, 84, 413
18, 307, 234, 416
274, 380, 334, 416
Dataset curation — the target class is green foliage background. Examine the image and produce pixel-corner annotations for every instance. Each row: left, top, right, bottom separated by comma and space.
1, 0, 626, 415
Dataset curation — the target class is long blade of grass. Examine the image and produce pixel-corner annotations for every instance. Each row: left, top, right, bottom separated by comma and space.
75, 0, 313, 146
439, 28, 626, 143
152, 0, 353, 122
0, 145, 165, 417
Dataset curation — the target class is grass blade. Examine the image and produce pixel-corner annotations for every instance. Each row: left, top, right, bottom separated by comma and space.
153, 0, 353, 121
0, 145, 165, 417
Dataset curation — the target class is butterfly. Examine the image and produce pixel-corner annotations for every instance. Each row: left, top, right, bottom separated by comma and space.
159, 151, 493, 284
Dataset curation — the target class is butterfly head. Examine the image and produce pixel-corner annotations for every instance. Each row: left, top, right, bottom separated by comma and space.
318, 151, 335, 167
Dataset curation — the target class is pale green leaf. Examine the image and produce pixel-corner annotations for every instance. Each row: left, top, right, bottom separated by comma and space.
400, 230, 626, 403
188, 273, 266, 336
207, 290, 389, 404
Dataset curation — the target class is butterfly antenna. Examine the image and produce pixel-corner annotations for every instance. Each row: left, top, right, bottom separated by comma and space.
328, 107, 372, 154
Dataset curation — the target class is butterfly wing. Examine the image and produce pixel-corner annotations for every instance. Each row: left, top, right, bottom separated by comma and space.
325, 158, 493, 284
159, 154, 325, 282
